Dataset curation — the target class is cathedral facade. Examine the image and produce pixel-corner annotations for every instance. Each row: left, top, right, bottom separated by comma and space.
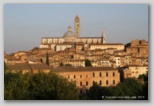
40, 16, 106, 51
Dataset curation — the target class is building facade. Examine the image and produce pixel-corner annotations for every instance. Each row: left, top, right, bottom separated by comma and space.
52, 66, 120, 93
40, 16, 107, 51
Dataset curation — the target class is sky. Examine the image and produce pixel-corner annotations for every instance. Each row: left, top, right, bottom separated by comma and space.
4, 4, 148, 54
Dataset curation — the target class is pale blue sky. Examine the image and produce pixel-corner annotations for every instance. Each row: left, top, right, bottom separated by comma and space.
4, 4, 148, 54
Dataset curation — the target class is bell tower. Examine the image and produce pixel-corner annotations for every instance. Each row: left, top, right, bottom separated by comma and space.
102, 32, 106, 43
74, 15, 80, 37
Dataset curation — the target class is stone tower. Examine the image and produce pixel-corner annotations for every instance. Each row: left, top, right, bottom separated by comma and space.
102, 32, 106, 43
74, 15, 80, 37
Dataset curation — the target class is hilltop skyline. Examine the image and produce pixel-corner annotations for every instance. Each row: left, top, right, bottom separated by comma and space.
4, 4, 148, 54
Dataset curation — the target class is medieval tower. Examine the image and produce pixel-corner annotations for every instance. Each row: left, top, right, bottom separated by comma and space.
74, 15, 80, 37
102, 32, 106, 43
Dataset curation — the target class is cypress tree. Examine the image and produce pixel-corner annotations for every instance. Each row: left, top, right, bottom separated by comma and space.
85, 59, 92, 67
46, 52, 50, 66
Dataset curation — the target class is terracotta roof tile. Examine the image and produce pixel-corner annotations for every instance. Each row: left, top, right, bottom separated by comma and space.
52, 66, 117, 72
30, 63, 50, 70
9, 63, 50, 71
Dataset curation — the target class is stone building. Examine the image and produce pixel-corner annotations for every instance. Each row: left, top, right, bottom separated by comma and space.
39, 15, 107, 51
127, 65, 148, 78
52, 66, 120, 93
126, 39, 148, 55
8, 63, 51, 74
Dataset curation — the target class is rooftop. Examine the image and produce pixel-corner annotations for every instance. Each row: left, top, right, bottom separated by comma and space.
52, 66, 117, 72
9, 63, 50, 71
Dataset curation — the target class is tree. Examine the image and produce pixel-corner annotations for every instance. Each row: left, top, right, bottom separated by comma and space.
88, 82, 102, 100
46, 52, 50, 66
87, 78, 144, 100
142, 81, 148, 100
85, 59, 92, 67
4, 72, 31, 100
4, 61, 8, 71
118, 78, 143, 97
4, 71, 79, 100
59, 62, 64, 66
65, 64, 72, 66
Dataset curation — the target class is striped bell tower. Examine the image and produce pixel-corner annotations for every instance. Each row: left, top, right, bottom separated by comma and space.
74, 15, 80, 37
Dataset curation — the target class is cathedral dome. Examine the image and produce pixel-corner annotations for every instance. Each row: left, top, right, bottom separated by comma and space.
63, 26, 77, 39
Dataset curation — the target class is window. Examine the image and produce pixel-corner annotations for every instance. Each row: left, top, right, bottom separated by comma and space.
106, 80, 108, 85
113, 80, 115, 85
100, 80, 102, 85
68, 75, 70, 79
86, 81, 88, 86
74, 75, 76, 78
93, 73, 95, 77
80, 82, 82, 86
106, 72, 108, 77
80, 75, 82, 78
100, 72, 102, 77
113, 72, 115, 77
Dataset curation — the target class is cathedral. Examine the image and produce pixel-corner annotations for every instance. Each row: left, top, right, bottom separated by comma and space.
40, 16, 124, 51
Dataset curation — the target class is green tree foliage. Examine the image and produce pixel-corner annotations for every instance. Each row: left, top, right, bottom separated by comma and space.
4, 61, 8, 71
87, 78, 146, 100
46, 52, 50, 66
4, 71, 30, 100
142, 81, 148, 100
117, 78, 143, 97
88, 82, 102, 100
85, 59, 92, 67
59, 62, 64, 66
65, 64, 72, 66
4, 72, 79, 100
